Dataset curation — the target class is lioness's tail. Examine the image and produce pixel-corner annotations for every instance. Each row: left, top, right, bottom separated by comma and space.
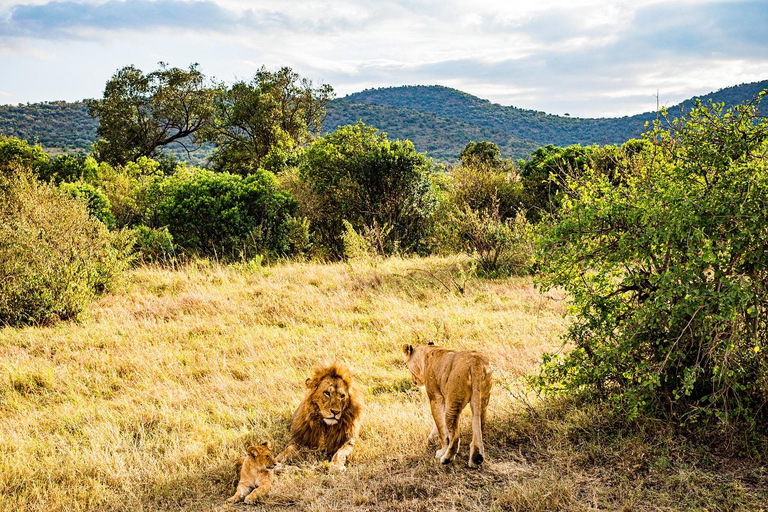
469, 357, 492, 466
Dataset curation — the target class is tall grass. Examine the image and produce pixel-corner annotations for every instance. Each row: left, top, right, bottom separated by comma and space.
1, 256, 765, 511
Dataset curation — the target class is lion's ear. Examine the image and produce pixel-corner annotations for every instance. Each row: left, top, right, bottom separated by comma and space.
402, 344, 414, 357
305, 377, 314, 388
427, 341, 436, 346
261, 440, 270, 448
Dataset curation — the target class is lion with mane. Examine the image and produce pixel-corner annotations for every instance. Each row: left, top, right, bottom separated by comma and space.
276, 361, 363, 471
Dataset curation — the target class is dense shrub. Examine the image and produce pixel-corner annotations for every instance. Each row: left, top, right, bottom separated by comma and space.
42, 154, 98, 183
518, 143, 629, 222
132, 225, 175, 264
60, 182, 115, 228
0, 136, 50, 176
446, 205, 534, 277
89, 156, 165, 228
300, 122, 438, 259
154, 166, 297, 259
0, 169, 132, 326
448, 161, 522, 221
532, 95, 768, 436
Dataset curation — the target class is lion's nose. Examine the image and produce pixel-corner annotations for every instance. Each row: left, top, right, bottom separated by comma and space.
330, 408, 340, 416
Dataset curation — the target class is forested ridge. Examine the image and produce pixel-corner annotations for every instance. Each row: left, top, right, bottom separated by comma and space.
2, 79, 766, 162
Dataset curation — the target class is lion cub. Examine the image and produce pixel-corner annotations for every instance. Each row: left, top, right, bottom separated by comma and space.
403, 343, 492, 468
226, 441, 276, 504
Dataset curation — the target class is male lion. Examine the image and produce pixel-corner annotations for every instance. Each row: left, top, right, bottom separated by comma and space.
403, 343, 492, 468
275, 362, 363, 471
226, 441, 276, 504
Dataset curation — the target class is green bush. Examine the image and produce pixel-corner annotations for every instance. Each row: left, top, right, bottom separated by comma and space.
154, 166, 297, 259
0, 169, 132, 326
132, 225, 175, 264
300, 122, 438, 259
43, 154, 99, 183
532, 94, 768, 436
448, 160, 522, 221
447, 206, 534, 277
60, 182, 115, 228
0, 136, 50, 177
518, 143, 629, 222
90, 157, 165, 228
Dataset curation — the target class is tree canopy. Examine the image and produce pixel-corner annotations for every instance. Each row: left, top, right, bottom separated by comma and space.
87, 63, 217, 166
202, 66, 334, 173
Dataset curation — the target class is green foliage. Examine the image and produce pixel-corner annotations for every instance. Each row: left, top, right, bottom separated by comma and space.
89, 156, 165, 228
87, 63, 217, 166
153, 166, 297, 259
202, 67, 334, 173
449, 153, 522, 220
532, 94, 768, 435
59, 182, 115, 228
283, 215, 312, 259
0, 136, 50, 176
0, 169, 132, 326
300, 122, 438, 259
43, 154, 99, 183
447, 206, 534, 277
459, 141, 505, 168
132, 225, 175, 264
4, 81, 767, 164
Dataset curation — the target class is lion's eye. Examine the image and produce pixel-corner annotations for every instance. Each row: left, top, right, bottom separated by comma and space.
340, 394, 346, 400
323, 391, 331, 398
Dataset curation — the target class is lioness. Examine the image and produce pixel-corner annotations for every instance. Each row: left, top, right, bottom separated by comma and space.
226, 441, 276, 504
403, 343, 492, 468
275, 362, 363, 471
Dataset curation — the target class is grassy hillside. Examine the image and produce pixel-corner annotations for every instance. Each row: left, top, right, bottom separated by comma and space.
1, 256, 765, 511
1, 80, 766, 162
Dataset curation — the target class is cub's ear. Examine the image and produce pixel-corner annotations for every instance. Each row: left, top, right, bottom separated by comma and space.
427, 341, 436, 346
261, 440, 271, 448
402, 344, 414, 357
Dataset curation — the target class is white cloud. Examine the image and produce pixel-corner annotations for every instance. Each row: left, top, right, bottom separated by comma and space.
0, 0, 766, 116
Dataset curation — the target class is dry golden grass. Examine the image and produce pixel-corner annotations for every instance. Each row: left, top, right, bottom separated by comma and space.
1, 256, 766, 511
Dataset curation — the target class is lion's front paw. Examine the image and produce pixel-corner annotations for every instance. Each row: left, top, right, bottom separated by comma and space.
225, 495, 242, 504
435, 447, 447, 460
243, 494, 260, 505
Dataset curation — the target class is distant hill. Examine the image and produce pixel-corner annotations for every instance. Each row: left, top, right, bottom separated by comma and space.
2, 80, 766, 162
327, 80, 768, 160
0, 101, 96, 155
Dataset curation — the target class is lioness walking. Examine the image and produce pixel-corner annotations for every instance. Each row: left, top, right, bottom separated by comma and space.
402, 343, 492, 468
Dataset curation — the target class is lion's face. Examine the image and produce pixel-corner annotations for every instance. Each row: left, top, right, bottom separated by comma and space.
246, 442, 276, 470
310, 375, 350, 425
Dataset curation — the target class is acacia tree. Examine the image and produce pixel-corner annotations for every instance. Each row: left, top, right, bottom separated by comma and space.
203, 67, 334, 174
533, 93, 768, 435
87, 63, 217, 166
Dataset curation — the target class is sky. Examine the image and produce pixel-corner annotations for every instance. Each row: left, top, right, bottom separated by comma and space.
0, 0, 766, 117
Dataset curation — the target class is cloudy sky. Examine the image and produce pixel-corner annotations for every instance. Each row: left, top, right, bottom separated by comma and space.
0, 0, 766, 117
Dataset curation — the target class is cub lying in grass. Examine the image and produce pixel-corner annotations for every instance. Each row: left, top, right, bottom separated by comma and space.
226, 441, 276, 504
402, 343, 492, 468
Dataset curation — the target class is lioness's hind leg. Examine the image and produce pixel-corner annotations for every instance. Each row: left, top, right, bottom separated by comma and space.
468, 367, 492, 468
428, 397, 448, 459
440, 400, 466, 464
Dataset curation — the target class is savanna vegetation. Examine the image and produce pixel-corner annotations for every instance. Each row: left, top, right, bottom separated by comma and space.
1, 63, 768, 511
